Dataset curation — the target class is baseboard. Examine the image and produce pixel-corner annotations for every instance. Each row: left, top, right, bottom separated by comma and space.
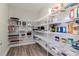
9, 41, 36, 47
3, 46, 10, 56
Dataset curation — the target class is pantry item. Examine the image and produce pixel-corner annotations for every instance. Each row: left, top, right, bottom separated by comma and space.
67, 38, 73, 44
72, 40, 79, 50
55, 36, 60, 41
67, 23, 74, 34
61, 38, 67, 43
70, 9, 75, 19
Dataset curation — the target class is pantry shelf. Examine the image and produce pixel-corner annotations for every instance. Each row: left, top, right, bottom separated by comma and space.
34, 35, 49, 42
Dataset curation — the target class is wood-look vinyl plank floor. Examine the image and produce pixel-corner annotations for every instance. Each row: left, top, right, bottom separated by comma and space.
7, 44, 49, 56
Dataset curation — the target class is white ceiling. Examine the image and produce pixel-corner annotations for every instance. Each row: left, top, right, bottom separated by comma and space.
8, 3, 51, 13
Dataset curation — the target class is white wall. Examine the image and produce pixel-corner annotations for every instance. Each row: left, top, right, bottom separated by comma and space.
0, 4, 9, 56
8, 6, 38, 21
